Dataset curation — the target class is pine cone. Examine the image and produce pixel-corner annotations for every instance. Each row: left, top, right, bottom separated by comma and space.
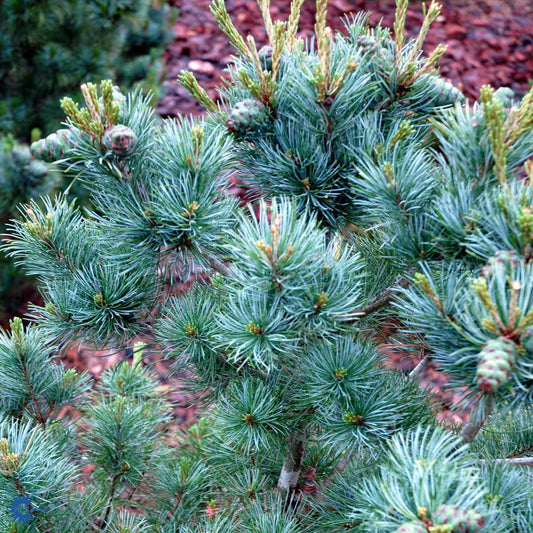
11, 146, 31, 168
432, 504, 485, 532
30, 134, 62, 162
226, 99, 269, 135
395, 521, 427, 533
258, 45, 273, 71
481, 250, 518, 277
355, 35, 394, 75
493, 87, 514, 108
428, 77, 465, 107
102, 125, 137, 156
55, 128, 77, 151
520, 326, 533, 354
476, 337, 517, 392
30, 128, 76, 163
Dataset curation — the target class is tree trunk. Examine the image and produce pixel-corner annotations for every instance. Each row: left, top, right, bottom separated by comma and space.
277, 435, 303, 491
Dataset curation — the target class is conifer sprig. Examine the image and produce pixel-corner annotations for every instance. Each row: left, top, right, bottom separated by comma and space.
210, 0, 250, 58
3, 0, 533, 528
481, 84, 507, 185
177, 72, 219, 113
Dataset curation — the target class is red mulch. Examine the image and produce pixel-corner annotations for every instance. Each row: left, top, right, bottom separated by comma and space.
157, 0, 533, 118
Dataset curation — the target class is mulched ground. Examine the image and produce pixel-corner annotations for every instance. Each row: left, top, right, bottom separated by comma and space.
157, 0, 533, 118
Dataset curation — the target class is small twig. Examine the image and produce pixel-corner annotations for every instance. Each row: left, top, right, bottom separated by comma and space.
408, 356, 429, 379
507, 443, 533, 459
99, 472, 121, 529
319, 447, 380, 498
497, 457, 533, 466
480, 457, 533, 467
16, 345, 48, 428
207, 257, 232, 277
344, 276, 411, 320
326, 447, 357, 485
461, 396, 494, 444
358, 289, 395, 316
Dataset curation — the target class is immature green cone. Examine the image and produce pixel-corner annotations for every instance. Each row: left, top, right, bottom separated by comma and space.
11, 146, 31, 167
30, 132, 66, 162
258, 45, 273, 71
432, 504, 485, 532
355, 35, 394, 74
520, 326, 533, 354
55, 128, 77, 151
226, 99, 269, 135
493, 87, 514, 108
481, 250, 518, 277
27, 160, 49, 179
30, 139, 46, 161
476, 337, 518, 392
102, 125, 137, 156
395, 521, 427, 533
428, 77, 465, 107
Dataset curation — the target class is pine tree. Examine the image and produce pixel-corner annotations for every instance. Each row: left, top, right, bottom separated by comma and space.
0, 135, 63, 320
1, 1, 533, 531
0, 0, 174, 325
0, 0, 174, 140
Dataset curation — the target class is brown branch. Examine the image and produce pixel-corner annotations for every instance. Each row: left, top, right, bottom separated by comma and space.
207, 256, 232, 277
343, 276, 411, 320
507, 443, 533, 460
277, 435, 303, 492
321, 447, 357, 490
15, 344, 48, 428
318, 447, 380, 498
99, 471, 122, 529
461, 396, 494, 444
408, 356, 429, 379
480, 457, 533, 467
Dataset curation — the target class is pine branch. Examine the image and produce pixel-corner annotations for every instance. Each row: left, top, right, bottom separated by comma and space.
498, 457, 533, 466
99, 470, 122, 529
207, 256, 232, 277
346, 276, 411, 319
479, 456, 533, 467
318, 447, 359, 495
277, 435, 303, 492
461, 397, 494, 444
408, 355, 429, 379
506, 443, 533, 459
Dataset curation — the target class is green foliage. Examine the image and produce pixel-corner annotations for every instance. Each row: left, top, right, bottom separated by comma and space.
0, 135, 63, 319
0, 137, 62, 222
0, 0, 174, 326
0, 0, 174, 140
1, 0, 533, 531
316, 427, 498, 531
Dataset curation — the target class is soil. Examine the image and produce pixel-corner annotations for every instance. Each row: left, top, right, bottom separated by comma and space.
157, 0, 533, 118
